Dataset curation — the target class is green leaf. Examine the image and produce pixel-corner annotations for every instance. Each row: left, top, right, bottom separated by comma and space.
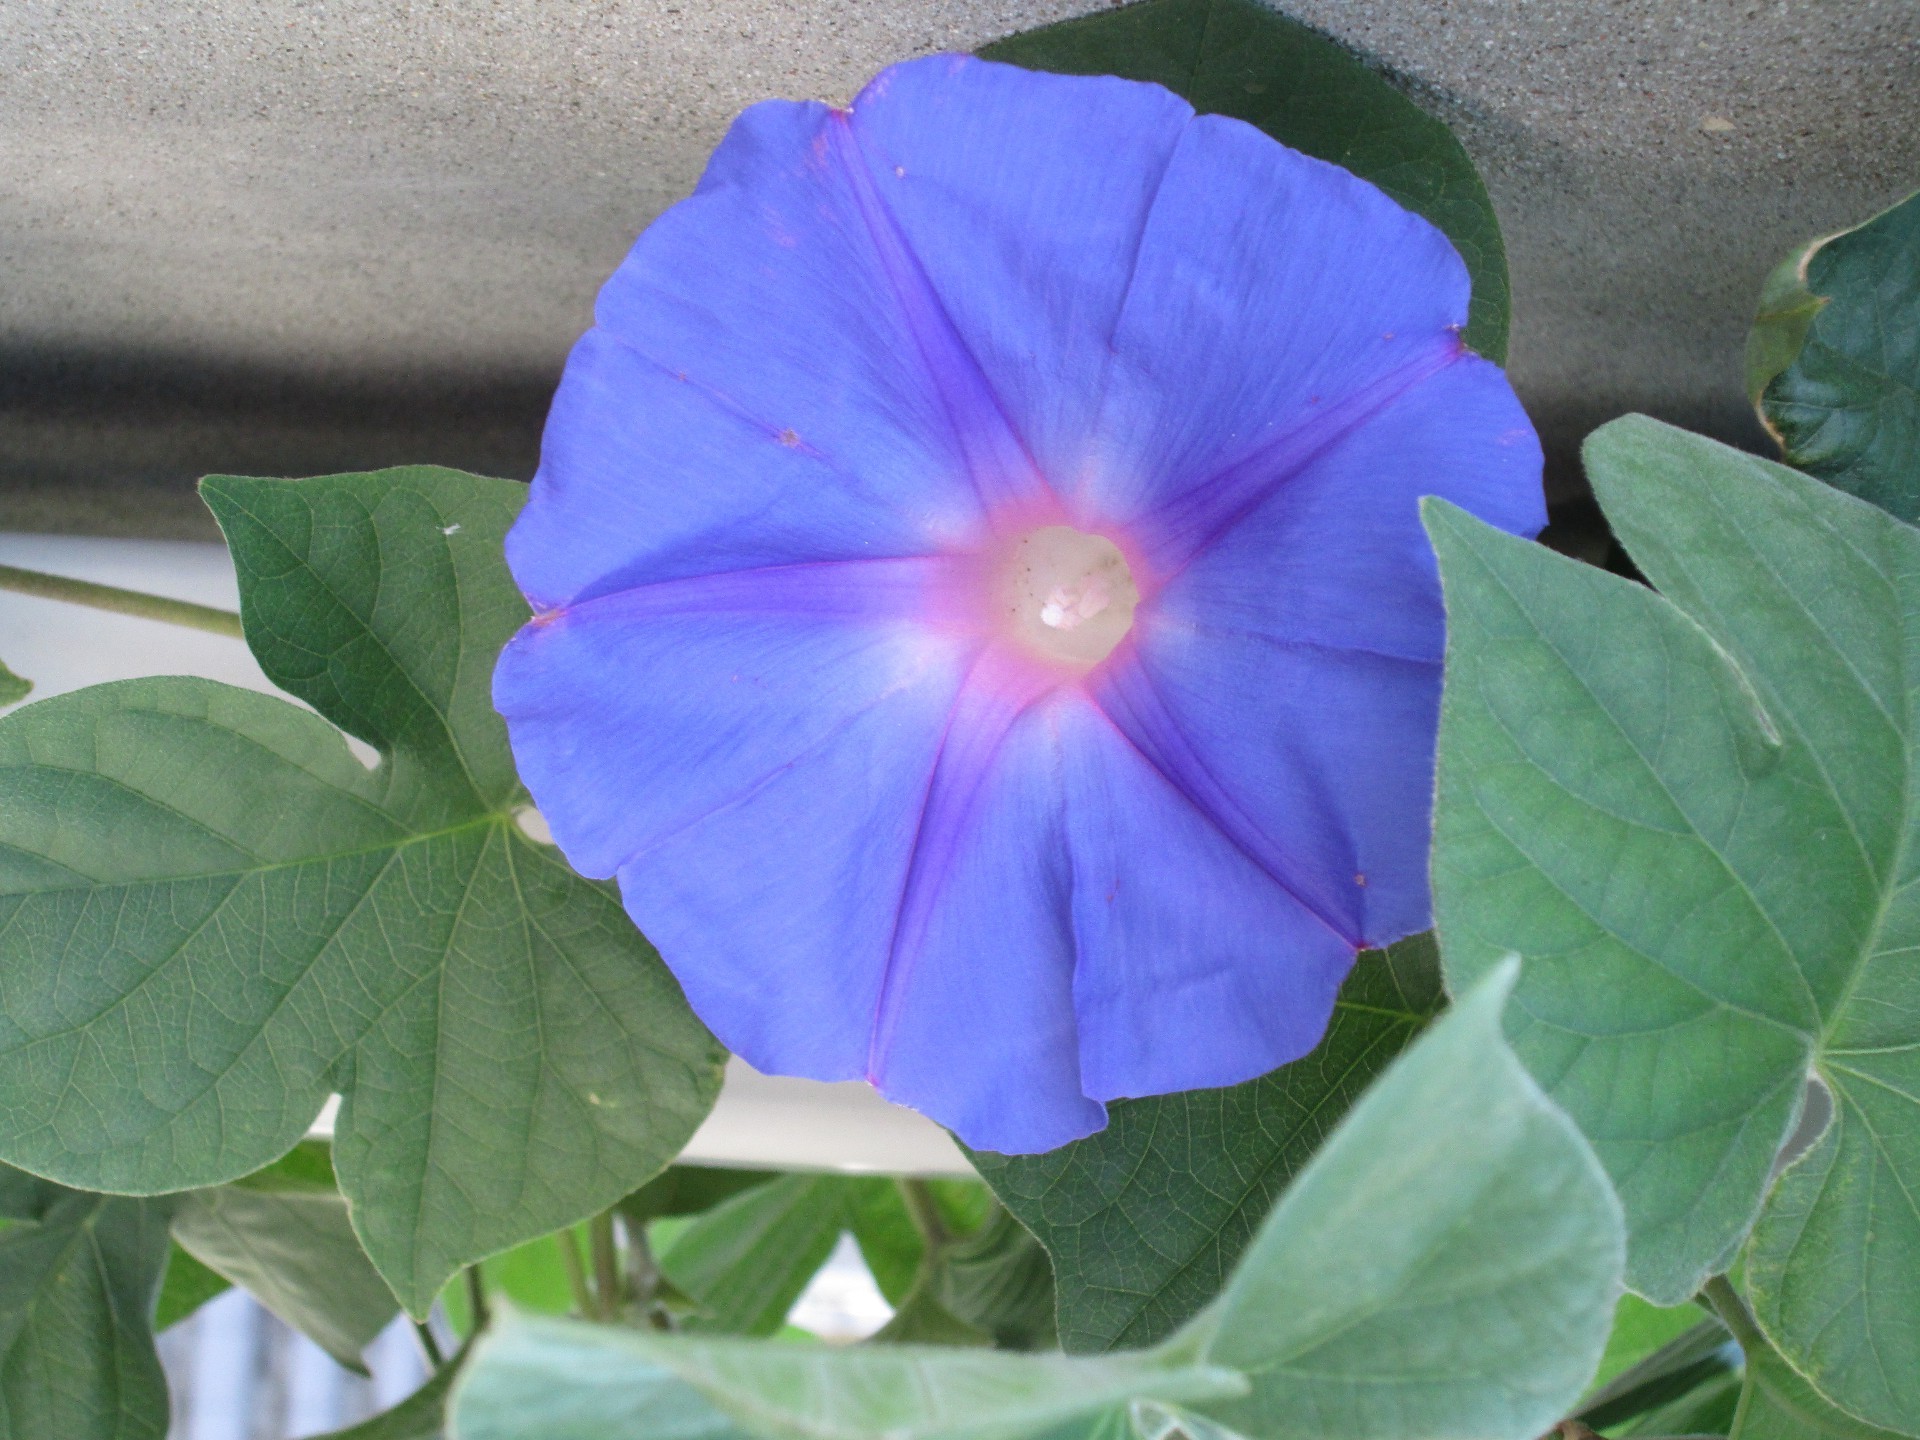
1749, 188, 1920, 520
0, 662, 28, 709
171, 1141, 398, 1370
452, 1312, 1244, 1440
153, 1244, 230, 1331
620, 1166, 778, 1230
0, 467, 726, 1317
452, 965, 1621, 1440
1735, 1341, 1910, 1440
1579, 1318, 1737, 1431
309, 1343, 467, 1440
1189, 962, 1623, 1440
1426, 416, 1920, 1430
659, 1174, 883, 1336
968, 936, 1442, 1352
980, 0, 1509, 360
927, 1207, 1056, 1351
1592, 1299, 1723, 1392
0, 1165, 174, 1440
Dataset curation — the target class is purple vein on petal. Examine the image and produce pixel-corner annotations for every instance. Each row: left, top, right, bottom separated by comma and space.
1138, 338, 1464, 579
828, 113, 1055, 517
865, 648, 1052, 1081
1089, 655, 1365, 949
544, 554, 967, 624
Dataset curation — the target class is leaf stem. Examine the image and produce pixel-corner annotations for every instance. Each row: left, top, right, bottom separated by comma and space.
1702, 1272, 1768, 1354
558, 1224, 594, 1318
463, 1264, 491, 1333
590, 1209, 622, 1320
413, 1319, 447, 1370
897, 1178, 951, 1250
0, 563, 244, 638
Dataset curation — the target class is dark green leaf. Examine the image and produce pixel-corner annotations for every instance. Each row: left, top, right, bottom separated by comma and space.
981, 0, 1509, 359
1426, 416, 1920, 1431
0, 467, 726, 1317
869, 1286, 993, 1348
153, 1245, 230, 1331
1191, 963, 1623, 1440
969, 937, 1441, 1352
1734, 1341, 1909, 1440
1750, 188, 1920, 519
0, 1165, 173, 1440
171, 1141, 398, 1370
930, 1207, 1056, 1351
1579, 1318, 1737, 1430
619, 1166, 778, 1230
0, 662, 28, 709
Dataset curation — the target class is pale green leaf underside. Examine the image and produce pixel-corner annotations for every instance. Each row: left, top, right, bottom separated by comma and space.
1428, 415, 1920, 1433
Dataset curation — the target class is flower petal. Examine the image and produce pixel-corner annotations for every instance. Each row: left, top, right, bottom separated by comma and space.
507, 90, 1026, 609
1079, 112, 1478, 562
1056, 698, 1358, 1102
841, 56, 1194, 500
867, 661, 1107, 1153
493, 561, 970, 1080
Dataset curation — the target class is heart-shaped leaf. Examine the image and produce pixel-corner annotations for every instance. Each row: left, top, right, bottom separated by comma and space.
1748, 187, 1920, 520
981, 0, 1509, 359
969, 936, 1441, 1352
1428, 415, 1920, 1433
0, 1165, 173, 1440
0, 662, 28, 709
0, 468, 726, 1315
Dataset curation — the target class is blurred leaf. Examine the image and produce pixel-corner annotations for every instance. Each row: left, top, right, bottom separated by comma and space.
621, 1166, 778, 1230
172, 1141, 398, 1371
981, 0, 1509, 359
870, 1286, 993, 1348
307, 1342, 467, 1440
1579, 1318, 1737, 1431
659, 1174, 885, 1337
453, 1312, 1242, 1440
0, 467, 726, 1317
1190, 963, 1621, 1440
0, 661, 28, 708
153, 1244, 230, 1331
929, 1207, 1056, 1351
451, 966, 1622, 1440
1749, 188, 1920, 519
0, 1165, 174, 1440
1427, 416, 1920, 1430
1608, 1367, 1742, 1437
969, 937, 1441, 1351
1591, 1298, 1723, 1392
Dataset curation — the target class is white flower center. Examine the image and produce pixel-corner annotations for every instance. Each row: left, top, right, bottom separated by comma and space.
998, 526, 1138, 668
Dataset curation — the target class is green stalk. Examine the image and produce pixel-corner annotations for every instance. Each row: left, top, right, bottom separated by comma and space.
0, 562, 243, 638
414, 1319, 447, 1370
464, 1264, 492, 1333
897, 1178, 951, 1249
1701, 1272, 1768, 1354
558, 1225, 594, 1318
590, 1209, 622, 1320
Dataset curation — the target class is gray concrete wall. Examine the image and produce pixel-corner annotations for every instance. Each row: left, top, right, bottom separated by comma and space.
3, 0, 1916, 534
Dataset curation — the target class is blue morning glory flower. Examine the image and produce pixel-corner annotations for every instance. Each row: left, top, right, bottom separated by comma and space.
493, 55, 1543, 1154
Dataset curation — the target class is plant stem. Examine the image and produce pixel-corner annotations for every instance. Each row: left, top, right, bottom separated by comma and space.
414, 1319, 447, 1369
464, 1264, 491, 1333
558, 1224, 594, 1318
1701, 1272, 1767, 1353
590, 1209, 622, 1320
897, 1178, 951, 1250
0, 563, 244, 637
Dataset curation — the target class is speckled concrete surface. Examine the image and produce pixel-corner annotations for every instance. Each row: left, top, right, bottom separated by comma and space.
2, 0, 1917, 531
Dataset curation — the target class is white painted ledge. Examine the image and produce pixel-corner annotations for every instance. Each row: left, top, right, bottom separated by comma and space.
0, 532, 969, 1177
